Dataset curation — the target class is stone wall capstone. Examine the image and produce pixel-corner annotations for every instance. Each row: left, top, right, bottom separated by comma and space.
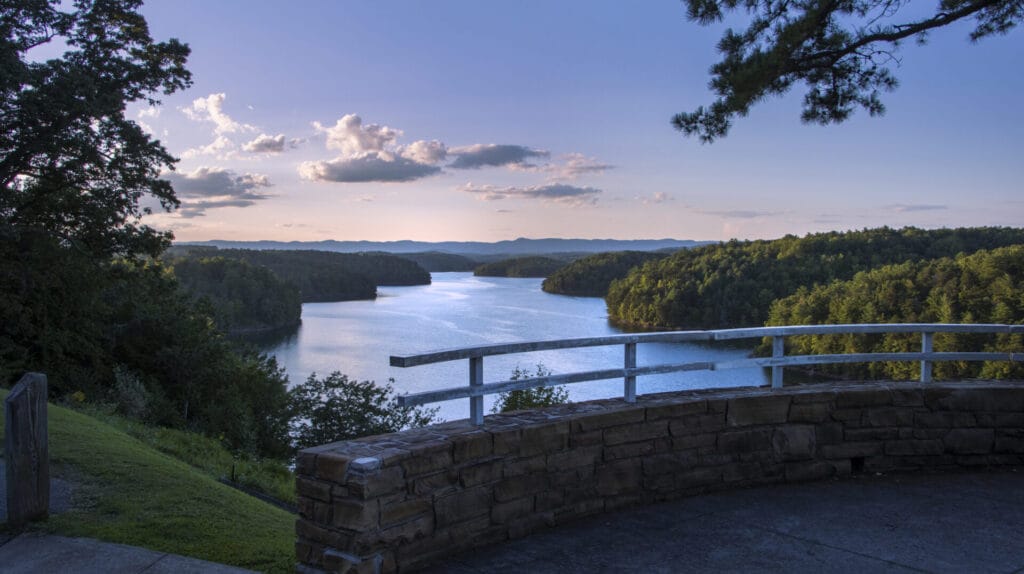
295, 381, 1024, 574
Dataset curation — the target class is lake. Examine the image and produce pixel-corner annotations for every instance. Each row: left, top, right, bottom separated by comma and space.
259, 272, 766, 422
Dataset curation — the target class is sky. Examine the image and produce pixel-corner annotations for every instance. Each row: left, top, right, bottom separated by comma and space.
130, 0, 1024, 243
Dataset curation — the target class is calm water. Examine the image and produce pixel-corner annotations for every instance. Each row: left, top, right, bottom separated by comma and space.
260, 272, 766, 421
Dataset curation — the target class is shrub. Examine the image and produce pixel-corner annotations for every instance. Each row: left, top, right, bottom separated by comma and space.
491, 364, 570, 413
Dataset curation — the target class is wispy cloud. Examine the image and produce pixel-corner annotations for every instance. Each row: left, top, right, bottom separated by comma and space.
459, 182, 601, 206
699, 208, 779, 219
884, 203, 948, 213
641, 192, 673, 205
164, 167, 272, 217
449, 144, 549, 169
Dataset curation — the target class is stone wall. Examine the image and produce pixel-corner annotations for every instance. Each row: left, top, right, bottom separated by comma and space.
295, 381, 1024, 573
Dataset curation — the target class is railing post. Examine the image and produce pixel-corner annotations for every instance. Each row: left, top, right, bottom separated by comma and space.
624, 342, 637, 403
469, 356, 484, 425
921, 332, 934, 383
771, 336, 784, 389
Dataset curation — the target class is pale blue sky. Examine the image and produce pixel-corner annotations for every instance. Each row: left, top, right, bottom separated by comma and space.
134, 0, 1024, 242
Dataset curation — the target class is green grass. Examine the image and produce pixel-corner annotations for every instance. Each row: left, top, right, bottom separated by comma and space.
76, 404, 296, 505
0, 388, 295, 572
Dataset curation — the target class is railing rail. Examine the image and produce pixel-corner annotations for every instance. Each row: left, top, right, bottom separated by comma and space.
392, 323, 1024, 425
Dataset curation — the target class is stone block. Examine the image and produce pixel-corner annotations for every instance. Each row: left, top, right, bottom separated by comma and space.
785, 460, 836, 482
830, 408, 863, 422
547, 445, 601, 472
452, 431, 493, 463
315, 453, 351, 483
297, 477, 333, 502
507, 512, 555, 539
844, 427, 899, 441
938, 388, 1024, 413
642, 452, 698, 477
347, 466, 406, 499
604, 493, 645, 512
820, 442, 883, 459
816, 422, 844, 445
676, 466, 722, 489
502, 454, 546, 477
519, 422, 570, 456
411, 469, 458, 497
604, 440, 656, 460
671, 432, 718, 451
771, 425, 816, 461
380, 513, 434, 544
975, 413, 1024, 428
912, 429, 947, 440
534, 489, 566, 512
570, 429, 604, 447
491, 497, 534, 524
332, 499, 379, 530
788, 401, 831, 423
790, 390, 837, 404
865, 407, 915, 427
492, 426, 522, 456
380, 498, 431, 528
885, 439, 944, 456
914, 411, 976, 428
890, 388, 925, 407
994, 436, 1024, 454
494, 474, 547, 502
721, 461, 764, 484
459, 460, 503, 487
835, 388, 891, 408
943, 429, 995, 454
400, 444, 452, 477
726, 395, 791, 426
604, 421, 669, 446
669, 413, 727, 435
645, 400, 707, 421
718, 429, 772, 454
434, 486, 491, 526
595, 459, 642, 496
574, 408, 646, 432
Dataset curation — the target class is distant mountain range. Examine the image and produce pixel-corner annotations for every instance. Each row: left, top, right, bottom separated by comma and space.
177, 238, 713, 256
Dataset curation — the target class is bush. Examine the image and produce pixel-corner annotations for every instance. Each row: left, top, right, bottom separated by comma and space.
492, 364, 570, 413
288, 372, 439, 450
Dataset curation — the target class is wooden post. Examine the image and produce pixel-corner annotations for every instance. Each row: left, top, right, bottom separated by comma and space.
623, 343, 637, 403
771, 336, 784, 389
921, 332, 934, 383
4, 372, 49, 527
469, 357, 484, 425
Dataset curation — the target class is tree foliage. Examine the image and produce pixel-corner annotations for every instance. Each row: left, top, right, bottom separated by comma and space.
169, 256, 302, 334
1, 0, 191, 257
491, 364, 570, 414
676, 0, 1023, 142
606, 226, 1024, 330
288, 372, 439, 450
542, 250, 670, 297
474, 256, 566, 278
764, 245, 1024, 380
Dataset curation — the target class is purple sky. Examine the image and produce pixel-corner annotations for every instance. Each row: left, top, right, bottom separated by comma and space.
132, 0, 1024, 242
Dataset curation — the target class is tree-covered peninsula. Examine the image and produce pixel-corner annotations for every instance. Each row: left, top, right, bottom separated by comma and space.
764, 245, 1024, 381
474, 256, 566, 278
607, 227, 1024, 330
542, 251, 670, 297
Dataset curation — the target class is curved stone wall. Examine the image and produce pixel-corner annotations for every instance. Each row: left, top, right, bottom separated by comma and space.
295, 381, 1024, 573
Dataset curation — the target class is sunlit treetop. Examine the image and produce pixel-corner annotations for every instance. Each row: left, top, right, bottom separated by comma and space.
675, 0, 1023, 142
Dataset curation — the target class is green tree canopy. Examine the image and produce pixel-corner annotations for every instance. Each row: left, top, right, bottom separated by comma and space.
675, 0, 1022, 142
1, 0, 191, 257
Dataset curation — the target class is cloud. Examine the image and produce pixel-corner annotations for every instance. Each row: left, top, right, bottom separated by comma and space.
699, 209, 778, 219
884, 203, 948, 213
181, 135, 234, 159
243, 133, 287, 153
299, 154, 441, 183
642, 192, 673, 205
313, 114, 401, 156
459, 182, 601, 206
163, 167, 272, 217
136, 106, 160, 135
182, 93, 256, 135
547, 153, 614, 179
448, 144, 549, 169
400, 140, 448, 164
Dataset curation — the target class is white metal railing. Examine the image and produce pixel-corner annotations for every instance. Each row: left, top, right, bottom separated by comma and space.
391, 323, 1024, 425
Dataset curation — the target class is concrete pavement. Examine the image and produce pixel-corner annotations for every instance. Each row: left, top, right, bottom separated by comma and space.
0, 533, 257, 573
423, 469, 1024, 574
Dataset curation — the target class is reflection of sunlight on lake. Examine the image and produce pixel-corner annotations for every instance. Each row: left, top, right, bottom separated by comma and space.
260, 272, 766, 422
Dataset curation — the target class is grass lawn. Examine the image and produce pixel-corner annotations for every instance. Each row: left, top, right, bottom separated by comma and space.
0, 388, 295, 573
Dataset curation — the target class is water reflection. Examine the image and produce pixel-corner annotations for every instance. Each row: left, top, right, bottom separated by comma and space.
258, 272, 767, 421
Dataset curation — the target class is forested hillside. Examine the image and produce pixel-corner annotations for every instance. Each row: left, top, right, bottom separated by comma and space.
542, 251, 669, 297
765, 246, 1024, 380
396, 251, 478, 272
606, 227, 1024, 330
170, 257, 302, 334
202, 249, 431, 302
474, 256, 566, 278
